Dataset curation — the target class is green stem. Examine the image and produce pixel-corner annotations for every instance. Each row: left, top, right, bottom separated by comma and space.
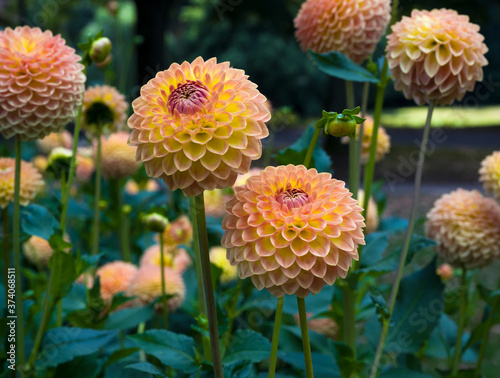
112, 179, 131, 261
346, 80, 359, 199
342, 285, 356, 357
120, 205, 131, 262
159, 234, 168, 329
303, 128, 322, 169
474, 295, 499, 378
452, 268, 468, 376
3, 207, 10, 300
13, 137, 25, 366
92, 136, 102, 256
361, 82, 370, 116
56, 300, 62, 327
192, 194, 223, 378
268, 296, 284, 378
369, 102, 435, 378
297, 297, 314, 378
137, 322, 146, 362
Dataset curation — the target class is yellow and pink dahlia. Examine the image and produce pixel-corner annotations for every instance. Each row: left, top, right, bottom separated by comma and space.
159, 215, 193, 248
95, 261, 137, 302
0, 26, 85, 140
0, 158, 44, 208
479, 151, 500, 201
234, 168, 263, 187
99, 132, 140, 180
294, 0, 391, 64
126, 265, 186, 312
140, 244, 191, 273
387, 9, 488, 106
128, 57, 270, 197
82, 85, 128, 135
222, 165, 365, 298
209, 246, 238, 283
37, 131, 73, 154
426, 189, 500, 269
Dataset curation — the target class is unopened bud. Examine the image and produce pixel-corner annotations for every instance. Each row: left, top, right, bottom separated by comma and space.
47, 147, 72, 178
436, 263, 454, 280
89, 37, 112, 64
316, 107, 365, 138
143, 213, 169, 233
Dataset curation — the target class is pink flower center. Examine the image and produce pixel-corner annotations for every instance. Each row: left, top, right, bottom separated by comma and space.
276, 188, 309, 209
167, 80, 210, 115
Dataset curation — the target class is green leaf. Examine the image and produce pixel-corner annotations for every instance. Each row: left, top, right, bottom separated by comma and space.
104, 347, 141, 367
223, 329, 271, 364
128, 330, 198, 372
49, 250, 77, 301
331, 342, 365, 377
280, 352, 341, 377
37, 327, 116, 368
380, 368, 433, 377
55, 354, 105, 378
104, 304, 155, 330
309, 51, 380, 83
275, 124, 332, 173
125, 362, 166, 377
21, 204, 58, 239
359, 232, 389, 268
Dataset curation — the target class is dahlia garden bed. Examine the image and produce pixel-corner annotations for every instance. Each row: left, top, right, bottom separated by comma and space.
1, 1, 499, 377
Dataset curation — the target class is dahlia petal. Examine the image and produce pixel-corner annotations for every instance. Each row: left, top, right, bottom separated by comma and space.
275, 246, 296, 268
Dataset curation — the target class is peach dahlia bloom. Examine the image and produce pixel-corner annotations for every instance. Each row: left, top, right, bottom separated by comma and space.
82, 85, 128, 135
0, 158, 44, 208
479, 151, 500, 201
99, 132, 140, 180
95, 261, 137, 302
294, 0, 391, 64
426, 189, 500, 269
222, 165, 365, 298
0, 26, 85, 140
387, 9, 488, 106
128, 57, 270, 197
23, 235, 55, 266
140, 244, 191, 273
159, 215, 193, 248
37, 131, 73, 154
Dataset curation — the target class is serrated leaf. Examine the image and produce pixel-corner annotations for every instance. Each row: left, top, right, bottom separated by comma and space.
223, 329, 271, 364
309, 51, 380, 83
21, 204, 58, 239
104, 303, 155, 330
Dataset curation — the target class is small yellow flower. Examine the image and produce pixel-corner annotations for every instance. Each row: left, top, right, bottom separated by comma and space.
210, 246, 237, 283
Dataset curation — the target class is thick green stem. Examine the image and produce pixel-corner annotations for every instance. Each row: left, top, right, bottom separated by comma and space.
342, 285, 356, 357
3, 207, 10, 299
138, 322, 146, 362
268, 296, 284, 378
346, 80, 359, 200
112, 179, 131, 261
192, 194, 223, 377
13, 137, 25, 366
474, 295, 499, 378
297, 297, 314, 378
369, 102, 435, 378
452, 268, 468, 376
303, 128, 322, 170
159, 234, 168, 329
92, 136, 102, 256
120, 205, 131, 262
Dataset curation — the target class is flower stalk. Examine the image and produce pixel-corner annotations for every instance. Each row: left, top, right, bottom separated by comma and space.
297, 297, 314, 378
474, 294, 499, 377
268, 296, 284, 378
92, 136, 102, 256
159, 234, 168, 329
3, 207, 10, 300
451, 268, 468, 375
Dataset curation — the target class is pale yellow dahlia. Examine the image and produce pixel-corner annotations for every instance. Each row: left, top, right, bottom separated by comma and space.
479, 151, 500, 201
23, 234, 70, 266
426, 189, 500, 269
128, 57, 270, 197
0, 158, 44, 208
99, 132, 140, 180
140, 244, 191, 273
159, 215, 193, 248
32, 155, 48, 172
204, 189, 230, 217
37, 131, 73, 154
126, 265, 186, 311
210, 246, 238, 283
294, 312, 338, 340
82, 85, 128, 135
234, 168, 263, 187
294, 0, 391, 64
95, 261, 137, 302
357, 189, 379, 234
387, 9, 488, 106
0, 26, 85, 140
222, 165, 365, 298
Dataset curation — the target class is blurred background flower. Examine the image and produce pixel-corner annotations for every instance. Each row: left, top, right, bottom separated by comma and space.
0, 158, 44, 208
209, 246, 237, 283
140, 244, 191, 273
98, 132, 140, 180
82, 85, 128, 135
479, 151, 500, 201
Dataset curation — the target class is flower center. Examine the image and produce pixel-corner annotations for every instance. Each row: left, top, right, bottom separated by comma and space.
167, 80, 210, 115
276, 188, 309, 209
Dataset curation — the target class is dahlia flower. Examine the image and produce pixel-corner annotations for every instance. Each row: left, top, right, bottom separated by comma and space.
0, 26, 85, 140
37, 131, 73, 154
126, 265, 186, 312
222, 165, 365, 298
159, 215, 193, 248
99, 132, 140, 180
436, 263, 454, 280
357, 189, 379, 234
95, 261, 137, 302
0, 158, 44, 208
125, 179, 159, 195
32, 155, 48, 172
479, 151, 500, 201
294, 0, 391, 64
204, 189, 229, 217
426, 189, 500, 269
210, 246, 237, 283
75, 150, 95, 182
294, 312, 338, 340
387, 9, 488, 106
23, 234, 70, 266
234, 168, 262, 187
140, 244, 191, 273
82, 85, 128, 135
128, 57, 270, 197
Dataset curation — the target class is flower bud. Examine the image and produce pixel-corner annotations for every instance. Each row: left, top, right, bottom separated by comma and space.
436, 263, 454, 281
143, 213, 169, 233
316, 107, 365, 138
47, 147, 72, 178
89, 37, 112, 64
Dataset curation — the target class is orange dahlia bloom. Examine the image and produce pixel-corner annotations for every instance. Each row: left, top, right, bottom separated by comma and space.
294, 0, 391, 64
99, 132, 140, 180
387, 9, 488, 106
140, 244, 191, 273
426, 189, 500, 269
159, 215, 193, 248
128, 57, 270, 197
222, 165, 365, 298
37, 131, 73, 154
82, 85, 128, 135
0, 26, 85, 140
126, 265, 186, 312
210, 246, 238, 283
0, 158, 44, 208
95, 261, 137, 302
479, 151, 500, 201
